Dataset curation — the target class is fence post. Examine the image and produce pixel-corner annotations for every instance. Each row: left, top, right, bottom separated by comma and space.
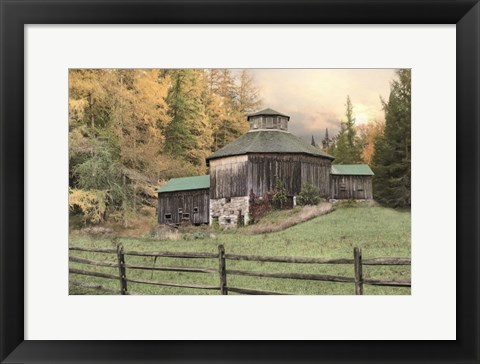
218, 245, 227, 295
354, 247, 363, 295
116, 243, 128, 295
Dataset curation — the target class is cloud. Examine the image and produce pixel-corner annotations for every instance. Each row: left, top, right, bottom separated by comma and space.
247, 69, 396, 142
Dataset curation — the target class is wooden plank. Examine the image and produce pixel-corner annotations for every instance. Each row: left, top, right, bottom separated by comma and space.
69, 246, 117, 254
69, 256, 118, 268
227, 287, 290, 295
354, 247, 364, 295
125, 277, 219, 290
125, 264, 217, 274
117, 243, 128, 295
122, 250, 218, 259
225, 253, 353, 265
363, 278, 411, 287
69, 268, 119, 281
218, 245, 227, 295
226, 269, 355, 283
70, 280, 120, 294
362, 258, 411, 265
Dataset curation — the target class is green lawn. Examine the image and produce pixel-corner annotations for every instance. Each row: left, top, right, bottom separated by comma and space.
69, 204, 411, 295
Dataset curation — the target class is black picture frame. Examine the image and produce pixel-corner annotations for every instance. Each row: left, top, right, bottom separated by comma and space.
1, 1, 478, 363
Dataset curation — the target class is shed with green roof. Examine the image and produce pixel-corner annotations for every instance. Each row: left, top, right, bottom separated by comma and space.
157, 175, 210, 225
330, 164, 374, 200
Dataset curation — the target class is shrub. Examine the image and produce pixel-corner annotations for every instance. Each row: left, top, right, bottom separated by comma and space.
69, 188, 107, 224
272, 176, 288, 210
296, 184, 321, 206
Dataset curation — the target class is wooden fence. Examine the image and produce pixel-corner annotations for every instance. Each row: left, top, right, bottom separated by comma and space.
69, 244, 411, 295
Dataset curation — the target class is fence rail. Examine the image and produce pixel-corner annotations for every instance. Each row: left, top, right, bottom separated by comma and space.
69, 244, 411, 295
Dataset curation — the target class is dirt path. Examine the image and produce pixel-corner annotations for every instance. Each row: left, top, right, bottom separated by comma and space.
244, 202, 334, 235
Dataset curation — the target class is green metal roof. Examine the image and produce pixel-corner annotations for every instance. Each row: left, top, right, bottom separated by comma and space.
206, 130, 334, 162
247, 108, 290, 120
157, 175, 210, 193
331, 164, 374, 176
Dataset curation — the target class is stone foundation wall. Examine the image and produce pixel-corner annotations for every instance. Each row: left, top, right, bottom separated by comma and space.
210, 196, 250, 229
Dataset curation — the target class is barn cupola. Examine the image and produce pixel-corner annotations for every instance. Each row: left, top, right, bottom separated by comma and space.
247, 108, 290, 131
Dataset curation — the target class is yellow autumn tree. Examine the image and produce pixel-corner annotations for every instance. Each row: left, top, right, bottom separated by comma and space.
356, 120, 385, 164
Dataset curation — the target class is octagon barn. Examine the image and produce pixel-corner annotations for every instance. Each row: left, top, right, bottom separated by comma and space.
206, 108, 334, 228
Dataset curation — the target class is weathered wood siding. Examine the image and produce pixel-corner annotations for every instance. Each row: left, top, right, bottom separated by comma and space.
330, 175, 373, 200
248, 153, 331, 197
158, 189, 209, 225
300, 156, 332, 197
209, 155, 249, 199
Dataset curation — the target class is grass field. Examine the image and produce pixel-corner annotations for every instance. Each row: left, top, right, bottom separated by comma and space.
69, 203, 411, 295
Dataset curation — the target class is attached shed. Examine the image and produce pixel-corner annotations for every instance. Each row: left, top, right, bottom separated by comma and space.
330, 164, 374, 200
157, 175, 210, 225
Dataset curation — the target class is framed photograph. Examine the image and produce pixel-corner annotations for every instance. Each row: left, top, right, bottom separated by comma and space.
1, 0, 478, 363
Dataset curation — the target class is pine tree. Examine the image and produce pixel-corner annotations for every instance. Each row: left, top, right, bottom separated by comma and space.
206, 69, 261, 151
164, 69, 212, 169
330, 96, 362, 164
311, 135, 317, 147
371, 69, 411, 208
321, 128, 333, 152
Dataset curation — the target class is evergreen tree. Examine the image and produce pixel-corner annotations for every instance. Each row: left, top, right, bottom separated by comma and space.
164, 69, 212, 169
330, 96, 362, 164
311, 135, 317, 147
321, 128, 333, 152
371, 69, 411, 208
206, 69, 261, 150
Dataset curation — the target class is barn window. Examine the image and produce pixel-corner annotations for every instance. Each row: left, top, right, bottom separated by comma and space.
340, 182, 347, 191
178, 208, 183, 213
266, 117, 273, 128
225, 218, 232, 224
164, 213, 172, 219
273, 117, 279, 128
193, 207, 199, 213
182, 213, 190, 219
357, 183, 364, 191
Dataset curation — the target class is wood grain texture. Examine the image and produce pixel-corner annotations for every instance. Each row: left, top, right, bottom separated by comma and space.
226, 269, 355, 283
225, 253, 353, 265
125, 277, 219, 290
330, 175, 373, 200
158, 189, 209, 225
69, 268, 119, 281
354, 247, 364, 295
69, 256, 118, 268
227, 287, 290, 295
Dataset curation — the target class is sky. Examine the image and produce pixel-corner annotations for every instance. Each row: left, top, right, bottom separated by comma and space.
245, 69, 398, 142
